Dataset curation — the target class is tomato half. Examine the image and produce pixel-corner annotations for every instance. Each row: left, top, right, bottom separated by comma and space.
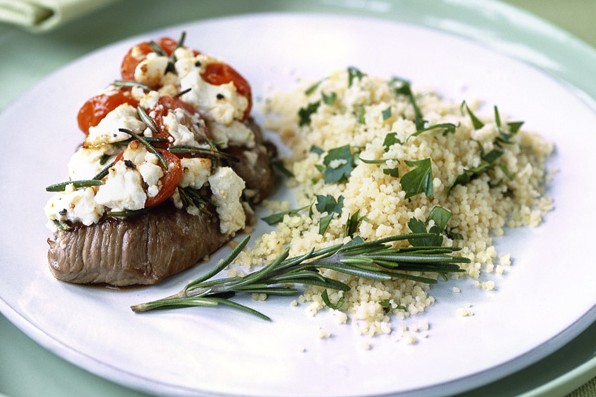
120, 37, 198, 81
202, 62, 252, 120
77, 90, 139, 134
145, 149, 183, 207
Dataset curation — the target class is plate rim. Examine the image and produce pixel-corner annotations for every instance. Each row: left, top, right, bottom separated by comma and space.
1, 1, 596, 396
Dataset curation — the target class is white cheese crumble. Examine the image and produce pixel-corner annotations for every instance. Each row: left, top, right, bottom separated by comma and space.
85, 104, 145, 147
134, 52, 169, 88
44, 184, 104, 228
67, 145, 118, 181
179, 72, 248, 125
94, 160, 146, 211
207, 120, 255, 148
162, 108, 203, 147
208, 167, 245, 235
180, 157, 211, 189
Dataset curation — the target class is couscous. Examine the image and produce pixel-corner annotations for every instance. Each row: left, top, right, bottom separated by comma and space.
239, 68, 553, 336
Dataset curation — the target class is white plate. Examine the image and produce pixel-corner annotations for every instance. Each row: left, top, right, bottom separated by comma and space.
1, 14, 595, 397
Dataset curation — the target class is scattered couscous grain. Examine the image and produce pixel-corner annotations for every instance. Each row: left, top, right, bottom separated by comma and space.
247, 68, 553, 336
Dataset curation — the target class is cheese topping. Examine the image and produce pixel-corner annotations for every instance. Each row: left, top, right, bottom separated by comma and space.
46, 36, 255, 236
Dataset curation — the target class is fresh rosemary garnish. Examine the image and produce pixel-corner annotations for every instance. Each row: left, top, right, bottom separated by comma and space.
168, 145, 238, 162
112, 80, 152, 92
173, 87, 192, 98
93, 161, 115, 180
106, 208, 152, 219
178, 186, 215, 216
137, 106, 159, 134
118, 128, 167, 168
261, 205, 309, 226
45, 179, 103, 192
131, 233, 469, 320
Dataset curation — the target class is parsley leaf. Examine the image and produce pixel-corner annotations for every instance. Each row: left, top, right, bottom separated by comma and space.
261, 205, 309, 226
304, 80, 322, 96
298, 101, 320, 126
322, 91, 337, 105
390, 77, 425, 130
310, 145, 324, 155
322, 145, 355, 183
461, 100, 484, 130
271, 159, 294, 178
316, 194, 344, 234
347, 66, 365, 87
383, 132, 402, 151
408, 123, 457, 140
408, 206, 453, 246
356, 105, 366, 124
401, 158, 434, 198
382, 106, 392, 120
345, 210, 367, 237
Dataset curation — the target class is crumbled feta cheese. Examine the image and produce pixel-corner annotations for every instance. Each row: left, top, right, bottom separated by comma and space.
180, 157, 211, 189
85, 104, 145, 146
208, 120, 255, 148
95, 161, 146, 211
134, 53, 169, 88
68, 145, 118, 180
44, 184, 104, 229
179, 71, 248, 125
208, 167, 246, 235
162, 108, 203, 147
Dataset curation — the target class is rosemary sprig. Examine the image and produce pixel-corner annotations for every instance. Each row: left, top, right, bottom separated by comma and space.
168, 145, 238, 162
137, 106, 159, 135
119, 128, 167, 168
112, 80, 152, 92
178, 186, 215, 216
46, 179, 103, 192
131, 233, 468, 320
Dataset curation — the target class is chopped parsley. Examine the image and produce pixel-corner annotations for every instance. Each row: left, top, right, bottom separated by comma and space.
261, 205, 309, 226
347, 66, 365, 87
382, 106, 392, 120
383, 132, 402, 151
316, 194, 344, 234
390, 77, 424, 130
400, 158, 434, 199
408, 206, 455, 246
298, 101, 321, 126
322, 91, 337, 105
322, 145, 356, 183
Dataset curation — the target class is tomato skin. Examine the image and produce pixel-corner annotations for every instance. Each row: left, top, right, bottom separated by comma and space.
202, 62, 252, 120
148, 96, 199, 145
120, 37, 197, 81
145, 149, 183, 207
77, 90, 139, 134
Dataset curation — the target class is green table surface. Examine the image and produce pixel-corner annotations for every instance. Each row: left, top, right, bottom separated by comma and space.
1, 1, 594, 396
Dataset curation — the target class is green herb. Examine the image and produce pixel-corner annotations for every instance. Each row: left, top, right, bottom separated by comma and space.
261, 205, 309, 226
383, 168, 399, 177
408, 123, 457, 140
408, 206, 455, 247
390, 77, 424, 130
173, 87, 192, 98
148, 40, 167, 57
119, 128, 167, 168
310, 145, 324, 155
461, 101, 485, 130
316, 194, 344, 234
106, 207, 152, 219
131, 233, 469, 320
345, 210, 367, 238
304, 80, 323, 96
52, 219, 72, 231
494, 106, 523, 146
178, 187, 215, 216
347, 66, 365, 87
356, 105, 366, 124
322, 145, 355, 183
383, 132, 402, 151
136, 106, 159, 135
400, 158, 434, 199
298, 101, 321, 126
168, 145, 237, 162
321, 289, 344, 310
92, 161, 115, 180
321, 91, 337, 105
382, 106, 392, 120
271, 159, 294, 178
112, 80, 152, 92
46, 179, 103, 192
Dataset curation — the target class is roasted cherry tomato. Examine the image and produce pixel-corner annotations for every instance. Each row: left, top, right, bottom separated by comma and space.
147, 96, 201, 144
77, 90, 139, 134
202, 62, 252, 120
145, 149, 183, 207
120, 37, 197, 81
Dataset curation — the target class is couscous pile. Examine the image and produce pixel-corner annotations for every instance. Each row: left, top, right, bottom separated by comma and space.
239, 68, 554, 336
